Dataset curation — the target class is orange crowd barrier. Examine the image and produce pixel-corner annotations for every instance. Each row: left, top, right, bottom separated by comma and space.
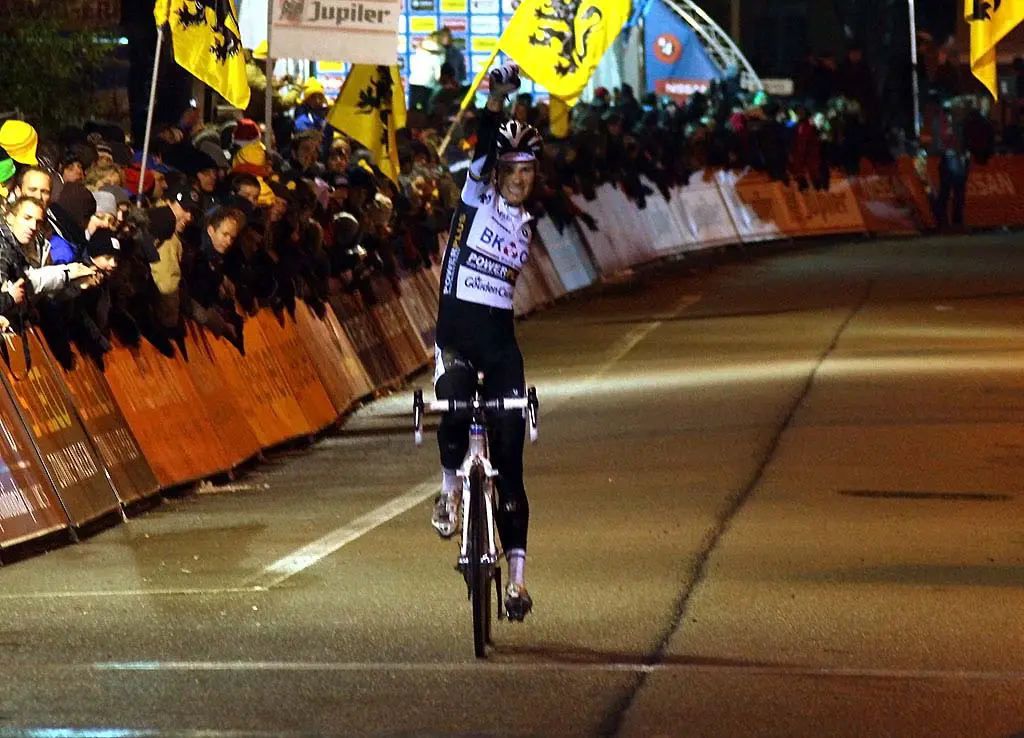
0, 331, 121, 526
0, 366, 70, 546
398, 270, 439, 353
103, 336, 233, 488
293, 302, 374, 414
204, 315, 312, 448
253, 310, 338, 434
52, 340, 160, 505
368, 276, 430, 378
924, 154, 1024, 229
331, 292, 403, 391
181, 324, 263, 469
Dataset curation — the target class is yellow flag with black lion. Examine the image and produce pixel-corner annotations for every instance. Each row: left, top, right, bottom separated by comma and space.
498, 0, 631, 104
154, 0, 251, 110
966, 0, 1024, 99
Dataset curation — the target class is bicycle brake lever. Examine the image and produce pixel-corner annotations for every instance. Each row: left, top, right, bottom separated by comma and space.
527, 387, 538, 443
413, 389, 424, 446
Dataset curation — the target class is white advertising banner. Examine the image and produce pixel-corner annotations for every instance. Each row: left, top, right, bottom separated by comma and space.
271, 0, 402, 64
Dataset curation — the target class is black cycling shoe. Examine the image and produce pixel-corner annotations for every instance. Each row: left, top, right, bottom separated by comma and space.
504, 582, 533, 622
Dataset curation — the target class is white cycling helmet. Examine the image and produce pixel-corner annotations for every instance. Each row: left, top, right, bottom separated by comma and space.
496, 119, 543, 163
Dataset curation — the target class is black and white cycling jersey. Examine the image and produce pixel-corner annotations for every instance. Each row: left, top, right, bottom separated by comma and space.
438, 109, 533, 311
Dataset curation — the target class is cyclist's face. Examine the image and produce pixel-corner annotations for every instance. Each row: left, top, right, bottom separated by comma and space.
498, 161, 535, 206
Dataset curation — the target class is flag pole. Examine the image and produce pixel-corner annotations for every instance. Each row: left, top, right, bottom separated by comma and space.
436, 46, 500, 160
265, 0, 275, 151
138, 25, 165, 202
908, 0, 921, 138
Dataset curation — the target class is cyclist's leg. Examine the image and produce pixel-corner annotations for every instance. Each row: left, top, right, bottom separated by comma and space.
434, 344, 475, 468
482, 342, 532, 619
433, 345, 475, 537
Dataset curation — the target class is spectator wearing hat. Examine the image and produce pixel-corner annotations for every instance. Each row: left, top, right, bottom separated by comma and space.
93, 142, 115, 168
294, 79, 329, 133
60, 148, 89, 186
90, 191, 120, 235
85, 228, 122, 276
195, 135, 231, 172
233, 142, 271, 179
49, 182, 95, 265
100, 184, 132, 223
124, 162, 156, 199
245, 44, 272, 120
160, 181, 202, 236
181, 149, 222, 213
232, 118, 262, 151
344, 164, 377, 216
0, 120, 40, 166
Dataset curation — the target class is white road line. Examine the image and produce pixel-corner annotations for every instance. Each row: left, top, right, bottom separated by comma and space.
83, 659, 1024, 682
0, 587, 254, 600
0, 730, 314, 737
245, 481, 439, 590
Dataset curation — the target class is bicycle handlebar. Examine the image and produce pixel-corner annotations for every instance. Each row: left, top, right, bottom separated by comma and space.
413, 387, 539, 446
421, 397, 530, 413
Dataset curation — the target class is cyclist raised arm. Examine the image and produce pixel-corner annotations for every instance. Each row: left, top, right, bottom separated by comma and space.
431, 61, 542, 621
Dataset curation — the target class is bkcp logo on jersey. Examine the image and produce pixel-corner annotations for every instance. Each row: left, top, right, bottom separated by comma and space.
653, 32, 682, 64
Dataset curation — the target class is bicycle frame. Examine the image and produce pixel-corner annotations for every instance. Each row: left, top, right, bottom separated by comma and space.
457, 397, 500, 572
413, 377, 538, 656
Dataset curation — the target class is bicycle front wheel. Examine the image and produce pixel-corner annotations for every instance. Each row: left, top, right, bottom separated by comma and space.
469, 464, 492, 658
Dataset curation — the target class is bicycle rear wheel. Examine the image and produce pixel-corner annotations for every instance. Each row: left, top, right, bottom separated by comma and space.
469, 464, 492, 658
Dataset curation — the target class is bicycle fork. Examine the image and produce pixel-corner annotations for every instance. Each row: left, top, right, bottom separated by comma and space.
457, 421, 503, 617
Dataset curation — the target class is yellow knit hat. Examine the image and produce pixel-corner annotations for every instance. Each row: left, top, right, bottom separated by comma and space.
232, 141, 270, 177
0, 120, 39, 165
302, 78, 325, 101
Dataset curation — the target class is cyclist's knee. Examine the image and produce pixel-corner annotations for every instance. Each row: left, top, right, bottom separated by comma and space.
434, 347, 474, 400
437, 416, 469, 470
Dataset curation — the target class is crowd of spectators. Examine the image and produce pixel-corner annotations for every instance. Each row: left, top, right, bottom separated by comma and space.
0, 39, 1002, 373
0, 96, 433, 371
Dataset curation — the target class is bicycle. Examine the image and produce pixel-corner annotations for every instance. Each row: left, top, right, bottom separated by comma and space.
413, 373, 539, 658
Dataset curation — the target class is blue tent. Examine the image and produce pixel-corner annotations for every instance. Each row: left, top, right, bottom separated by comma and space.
641, 0, 723, 101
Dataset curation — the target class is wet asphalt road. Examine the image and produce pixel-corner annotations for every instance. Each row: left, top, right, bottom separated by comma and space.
3, 234, 1024, 736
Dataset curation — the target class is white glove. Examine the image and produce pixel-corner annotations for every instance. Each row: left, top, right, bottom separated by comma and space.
488, 63, 521, 100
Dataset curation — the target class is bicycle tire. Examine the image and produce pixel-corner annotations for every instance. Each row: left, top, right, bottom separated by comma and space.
469, 463, 491, 658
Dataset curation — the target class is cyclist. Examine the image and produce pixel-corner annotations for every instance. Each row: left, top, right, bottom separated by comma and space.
431, 62, 541, 622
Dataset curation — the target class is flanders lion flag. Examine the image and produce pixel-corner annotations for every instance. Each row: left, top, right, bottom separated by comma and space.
498, 0, 630, 104
155, 0, 251, 110
966, 0, 1024, 99
326, 65, 407, 183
